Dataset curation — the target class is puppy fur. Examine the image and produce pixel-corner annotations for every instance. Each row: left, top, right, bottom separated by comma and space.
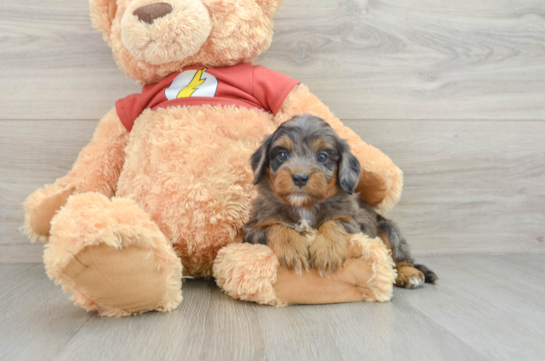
243, 115, 437, 286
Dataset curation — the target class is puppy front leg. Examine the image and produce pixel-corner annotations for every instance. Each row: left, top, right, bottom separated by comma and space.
268, 225, 310, 274
309, 220, 352, 276
243, 222, 310, 274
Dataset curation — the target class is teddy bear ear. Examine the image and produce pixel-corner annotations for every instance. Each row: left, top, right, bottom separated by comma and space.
89, 0, 118, 43
256, 0, 284, 17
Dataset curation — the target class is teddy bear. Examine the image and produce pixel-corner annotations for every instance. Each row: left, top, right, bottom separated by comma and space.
23, 0, 403, 316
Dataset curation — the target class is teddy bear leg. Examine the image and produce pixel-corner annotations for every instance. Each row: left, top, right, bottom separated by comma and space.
213, 235, 396, 306
44, 192, 182, 317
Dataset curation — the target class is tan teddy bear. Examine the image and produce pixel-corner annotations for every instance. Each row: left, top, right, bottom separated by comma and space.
23, 0, 403, 316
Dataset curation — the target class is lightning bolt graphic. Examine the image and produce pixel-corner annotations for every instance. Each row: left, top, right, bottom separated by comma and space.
177, 68, 208, 98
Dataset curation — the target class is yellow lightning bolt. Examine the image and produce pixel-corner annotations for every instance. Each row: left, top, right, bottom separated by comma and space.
177, 68, 208, 98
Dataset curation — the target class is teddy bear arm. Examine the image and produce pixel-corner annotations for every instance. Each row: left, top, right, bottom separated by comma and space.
275, 85, 403, 212
214, 234, 396, 306
23, 108, 129, 242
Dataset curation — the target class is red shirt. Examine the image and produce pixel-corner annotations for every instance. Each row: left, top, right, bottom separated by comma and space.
115, 63, 301, 132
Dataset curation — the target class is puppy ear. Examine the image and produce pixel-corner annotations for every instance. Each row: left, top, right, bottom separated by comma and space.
338, 142, 361, 195
90, 0, 117, 44
251, 135, 273, 185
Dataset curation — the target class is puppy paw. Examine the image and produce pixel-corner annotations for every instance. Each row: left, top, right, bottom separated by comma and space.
268, 226, 310, 274
276, 240, 310, 274
309, 233, 348, 276
414, 263, 438, 283
395, 261, 425, 289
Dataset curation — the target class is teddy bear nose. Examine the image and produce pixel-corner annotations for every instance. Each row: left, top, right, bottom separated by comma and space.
133, 2, 173, 24
292, 173, 310, 187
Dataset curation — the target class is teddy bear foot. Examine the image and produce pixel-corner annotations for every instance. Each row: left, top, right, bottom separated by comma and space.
44, 192, 182, 317
213, 234, 396, 306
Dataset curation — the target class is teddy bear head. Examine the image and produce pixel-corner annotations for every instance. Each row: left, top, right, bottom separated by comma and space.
91, 0, 283, 84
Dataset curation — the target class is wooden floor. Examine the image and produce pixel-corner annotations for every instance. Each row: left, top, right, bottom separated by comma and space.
1, 254, 544, 361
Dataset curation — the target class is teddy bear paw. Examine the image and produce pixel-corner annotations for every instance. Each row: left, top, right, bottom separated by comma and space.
44, 192, 183, 316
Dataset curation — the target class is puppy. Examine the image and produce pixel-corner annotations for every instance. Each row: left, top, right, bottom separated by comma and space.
244, 115, 437, 288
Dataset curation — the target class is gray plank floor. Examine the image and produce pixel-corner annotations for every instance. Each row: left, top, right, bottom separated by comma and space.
1, 255, 544, 361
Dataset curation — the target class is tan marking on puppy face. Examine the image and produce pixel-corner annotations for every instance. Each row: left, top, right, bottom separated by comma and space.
270, 169, 330, 208
304, 172, 329, 203
286, 164, 338, 207
270, 168, 294, 198
272, 136, 293, 152
312, 138, 334, 153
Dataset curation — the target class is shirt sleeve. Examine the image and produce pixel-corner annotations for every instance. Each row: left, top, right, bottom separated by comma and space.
115, 93, 145, 132
252, 66, 301, 115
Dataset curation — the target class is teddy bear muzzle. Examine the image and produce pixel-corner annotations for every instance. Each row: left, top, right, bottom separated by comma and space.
133, 3, 173, 24
121, 0, 212, 65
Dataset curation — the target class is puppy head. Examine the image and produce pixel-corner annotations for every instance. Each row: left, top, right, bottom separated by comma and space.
251, 115, 361, 207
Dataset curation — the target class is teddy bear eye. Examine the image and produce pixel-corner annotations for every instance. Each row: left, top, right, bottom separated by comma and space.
316, 152, 328, 163
277, 151, 290, 161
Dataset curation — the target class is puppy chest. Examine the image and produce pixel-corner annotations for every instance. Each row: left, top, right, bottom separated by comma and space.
294, 209, 316, 233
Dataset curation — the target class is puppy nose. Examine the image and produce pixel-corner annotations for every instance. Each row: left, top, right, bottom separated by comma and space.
133, 2, 173, 24
292, 173, 309, 187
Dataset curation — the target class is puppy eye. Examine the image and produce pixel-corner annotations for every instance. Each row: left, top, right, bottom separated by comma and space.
277, 151, 290, 161
316, 152, 328, 163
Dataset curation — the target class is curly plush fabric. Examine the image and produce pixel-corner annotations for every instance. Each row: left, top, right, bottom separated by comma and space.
214, 243, 283, 306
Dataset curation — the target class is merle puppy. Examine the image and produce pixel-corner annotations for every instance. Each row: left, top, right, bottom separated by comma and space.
243, 115, 437, 288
